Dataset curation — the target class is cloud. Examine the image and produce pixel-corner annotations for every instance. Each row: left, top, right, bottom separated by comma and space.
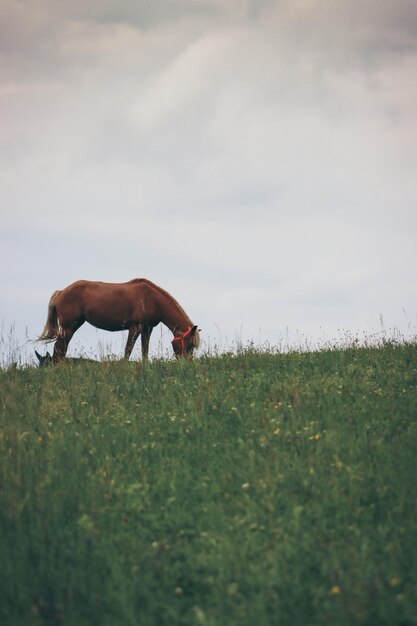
1, 0, 417, 355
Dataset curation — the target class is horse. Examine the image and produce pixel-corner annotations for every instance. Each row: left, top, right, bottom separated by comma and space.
35, 350, 98, 367
38, 278, 200, 363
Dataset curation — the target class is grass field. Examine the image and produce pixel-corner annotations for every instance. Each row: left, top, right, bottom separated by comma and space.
1, 342, 416, 625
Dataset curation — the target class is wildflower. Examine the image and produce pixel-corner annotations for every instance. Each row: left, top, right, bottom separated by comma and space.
273, 428, 281, 437
309, 433, 322, 441
330, 585, 341, 595
193, 607, 206, 624
390, 576, 401, 587
242, 482, 250, 490
228, 582, 239, 595
77, 514, 94, 534
293, 505, 303, 520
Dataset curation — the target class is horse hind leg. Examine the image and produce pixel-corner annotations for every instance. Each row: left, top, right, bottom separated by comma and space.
53, 332, 71, 363
53, 318, 85, 363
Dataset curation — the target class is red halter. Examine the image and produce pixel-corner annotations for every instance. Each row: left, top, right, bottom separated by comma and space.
171, 326, 194, 354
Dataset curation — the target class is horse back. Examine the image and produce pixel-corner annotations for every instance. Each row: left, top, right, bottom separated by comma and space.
55, 279, 158, 326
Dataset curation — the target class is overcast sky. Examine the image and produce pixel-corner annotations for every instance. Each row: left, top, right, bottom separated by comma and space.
1, 0, 417, 362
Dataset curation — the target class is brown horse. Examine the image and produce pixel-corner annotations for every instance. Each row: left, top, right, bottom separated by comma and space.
38, 278, 200, 362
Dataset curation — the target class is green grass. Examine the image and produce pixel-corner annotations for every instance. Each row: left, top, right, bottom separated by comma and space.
1, 343, 416, 625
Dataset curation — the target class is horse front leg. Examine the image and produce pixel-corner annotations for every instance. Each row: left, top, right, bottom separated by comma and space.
125, 324, 141, 360
141, 325, 153, 361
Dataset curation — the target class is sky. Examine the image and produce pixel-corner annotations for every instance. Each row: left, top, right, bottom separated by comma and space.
1, 0, 417, 363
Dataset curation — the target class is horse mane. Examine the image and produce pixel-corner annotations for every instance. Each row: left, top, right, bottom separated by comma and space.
128, 278, 191, 321
128, 278, 200, 348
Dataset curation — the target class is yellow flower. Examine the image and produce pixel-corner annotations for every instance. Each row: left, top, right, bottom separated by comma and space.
273, 428, 281, 437
77, 514, 95, 534
390, 576, 400, 587
309, 433, 322, 441
330, 585, 341, 595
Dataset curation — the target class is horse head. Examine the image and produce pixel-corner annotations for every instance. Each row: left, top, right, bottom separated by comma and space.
171, 325, 201, 358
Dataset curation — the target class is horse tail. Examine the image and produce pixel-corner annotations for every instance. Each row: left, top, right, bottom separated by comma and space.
38, 290, 61, 342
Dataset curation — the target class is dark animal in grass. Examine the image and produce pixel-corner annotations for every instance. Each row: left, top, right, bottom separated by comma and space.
35, 350, 97, 368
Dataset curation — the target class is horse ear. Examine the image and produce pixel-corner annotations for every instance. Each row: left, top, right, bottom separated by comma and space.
35, 350, 41, 361
191, 325, 198, 335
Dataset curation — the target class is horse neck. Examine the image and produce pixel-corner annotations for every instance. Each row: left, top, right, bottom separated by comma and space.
155, 290, 191, 335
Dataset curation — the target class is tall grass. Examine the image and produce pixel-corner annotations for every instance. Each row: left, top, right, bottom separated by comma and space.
1, 342, 416, 625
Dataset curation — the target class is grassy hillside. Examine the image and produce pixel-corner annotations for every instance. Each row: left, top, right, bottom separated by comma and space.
1, 343, 416, 626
